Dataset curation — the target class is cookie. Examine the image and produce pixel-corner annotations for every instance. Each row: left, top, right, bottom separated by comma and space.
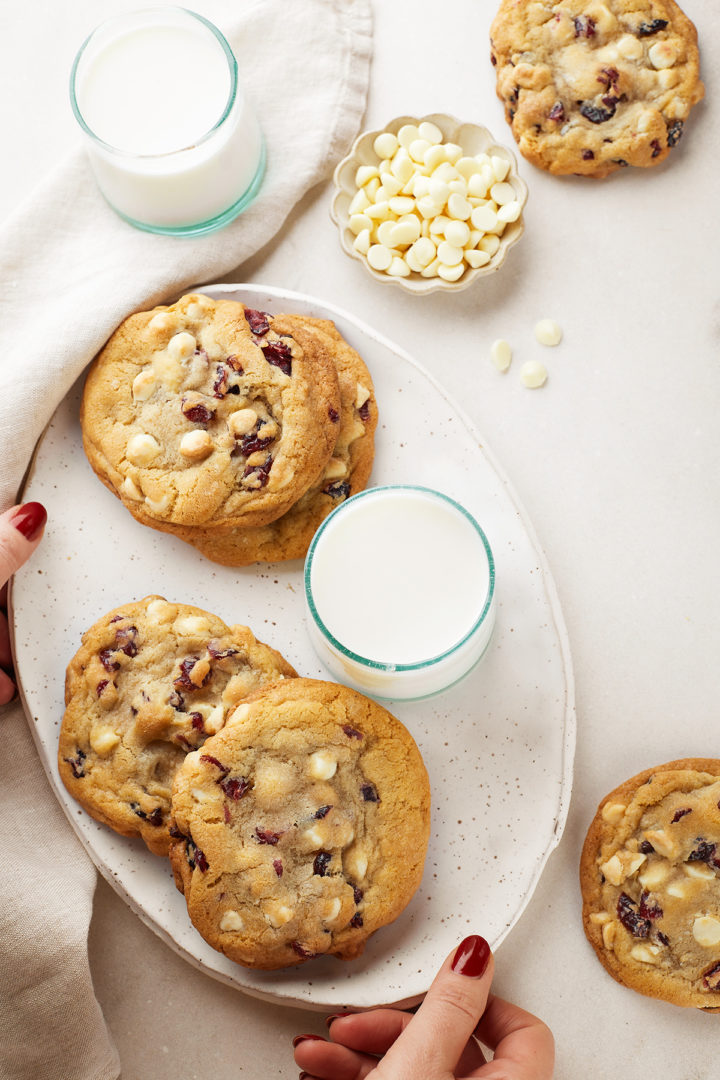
58, 596, 297, 856
168, 678, 430, 969
169, 316, 377, 565
81, 294, 341, 530
490, 0, 704, 177
580, 759, 720, 1009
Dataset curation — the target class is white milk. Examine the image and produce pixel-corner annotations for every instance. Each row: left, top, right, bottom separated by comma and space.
71, 9, 264, 233
305, 487, 496, 699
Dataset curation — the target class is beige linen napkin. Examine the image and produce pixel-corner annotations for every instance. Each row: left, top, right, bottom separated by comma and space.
0, 3, 372, 1077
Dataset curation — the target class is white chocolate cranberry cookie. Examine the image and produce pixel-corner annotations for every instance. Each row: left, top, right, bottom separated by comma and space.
167, 315, 377, 565
81, 294, 341, 530
581, 759, 720, 1009
490, 0, 704, 177
168, 678, 430, 969
58, 597, 297, 856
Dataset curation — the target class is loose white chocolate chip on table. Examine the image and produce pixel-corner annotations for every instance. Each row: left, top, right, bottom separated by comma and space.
346, 124, 522, 282
126, 432, 161, 466
179, 430, 213, 460
520, 360, 548, 389
490, 339, 512, 372
534, 319, 563, 347
692, 916, 720, 948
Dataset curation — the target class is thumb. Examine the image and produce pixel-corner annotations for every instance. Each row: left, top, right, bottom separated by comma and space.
0, 503, 47, 587
381, 935, 494, 1078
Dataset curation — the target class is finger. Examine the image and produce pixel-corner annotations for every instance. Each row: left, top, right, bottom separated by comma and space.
0, 666, 17, 706
455, 1035, 487, 1074
379, 935, 494, 1078
472, 995, 554, 1080
0, 611, 11, 668
327, 1009, 412, 1055
0, 503, 47, 587
293, 1035, 378, 1080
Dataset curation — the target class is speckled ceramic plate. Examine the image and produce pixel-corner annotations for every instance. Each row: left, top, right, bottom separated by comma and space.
11, 283, 575, 1011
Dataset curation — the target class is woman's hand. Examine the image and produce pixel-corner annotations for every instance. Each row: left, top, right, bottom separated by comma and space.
293, 935, 554, 1080
0, 502, 47, 704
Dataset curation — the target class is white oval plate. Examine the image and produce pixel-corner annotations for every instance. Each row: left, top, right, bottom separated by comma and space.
11, 284, 575, 1011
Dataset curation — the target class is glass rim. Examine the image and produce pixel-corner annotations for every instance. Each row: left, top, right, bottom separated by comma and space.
304, 485, 496, 673
69, 6, 239, 160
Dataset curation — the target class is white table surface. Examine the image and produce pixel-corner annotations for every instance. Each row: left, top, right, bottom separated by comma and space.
4, 2, 720, 1077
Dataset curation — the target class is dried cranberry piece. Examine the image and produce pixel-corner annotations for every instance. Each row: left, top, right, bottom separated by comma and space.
262, 340, 292, 376
273, 858, 283, 877
174, 734, 195, 751
617, 892, 651, 938
688, 839, 716, 863
169, 689, 185, 711
582, 149, 595, 160
190, 712, 204, 732
187, 840, 208, 872
174, 657, 210, 692
328, 407, 339, 423
96, 679, 109, 697
169, 824, 185, 839
491, 53, 497, 66
237, 430, 274, 457
182, 400, 215, 425
349, 913, 364, 928
703, 960, 720, 990
601, 95, 620, 109
548, 102, 565, 122
352, 885, 364, 904
220, 776, 251, 801
99, 648, 120, 672
638, 840, 655, 854
638, 891, 663, 920
109, 614, 123, 623
213, 365, 229, 398
325, 481, 350, 501
342, 724, 363, 740
671, 807, 692, 823
656, 931, 670, 947
147, 807, 163, 827
256, 827, 283, 845
597, 68, 619, 89
65, 749, 86, 779
313, 851, 332, 876
226, 354, 244, 373
131, 802, 147, 819
573, 15, 596, 37
314, 805, 332, 819
200, 754, 229, 774
360, 782, 380, 803
245, 308, 270, 335
358, 400, 371, 421
290, 941, 317, 960
580, 101, 616, 124
650, 139, 662, 158
667, 120, 684, 147
638, 18, 668, 35
243, 455, 273, 487
115, 627, 138, 657
207, 643, 239, 661
223, 804, 231, 824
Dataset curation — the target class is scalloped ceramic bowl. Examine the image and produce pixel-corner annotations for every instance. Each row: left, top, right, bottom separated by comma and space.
331, 113, 528, 296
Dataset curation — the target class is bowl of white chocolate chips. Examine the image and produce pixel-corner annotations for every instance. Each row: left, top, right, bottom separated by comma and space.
331, 113, 528, 295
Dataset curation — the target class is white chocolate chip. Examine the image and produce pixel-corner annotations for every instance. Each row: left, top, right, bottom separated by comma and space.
491, 155, 511, 183
349, 212, 373, 236
490, 182, 516, 206
179, 430, 213, 461
418, 120, 443, 144
148, 312, 174, 332
602, 920, 618, 949
693, 915, 720, 947
490, 339, 512, 372
227, 408, 258, 437
322, 897, 342, 924
89, 726, 120, 756
144, 492, 172, 514
534, 319, 563, 346
479, 234, 501, 256
600, 854, 625, 887
397, 124, 420, 149
465, 249, 491, 269
220, 910, 245, 932
638, 861, 671, 889
231, 703, 251, 723
643, 829, 678, 859
617, 33, 643, 60
447, 193, 472, 220
353, 228, 372, 255
649, 41, 678, 70
424, 144, 446, 171
685, 862, 716, 881
367, 244, 393, 271
174, 615, 210, 636
497, 201, 522, 224
387, 256, 411, 277
444, 220, 470, 248
348, 188, 371, 215
191, 786, 215, 804
120, 476, 143, 501
146, 598, 173, 623
132, 369, 157, 402
126, 433, 161, 467
373, 131, 398, 159
324, 457, 348, 480
630, 944, 660, 964
355, 165, 379, 187
520, 360, 548, 389
589, 911, 612, 925
666, 880, 691, 899
265, 900, 294, 928
345, 846, 368, 881
308, 750, 337, 780
437, 263, 465, 282
167, 331, 196, 362
601, 802, 627, 824
471, 206, 498, 233
254, 761, 297, 806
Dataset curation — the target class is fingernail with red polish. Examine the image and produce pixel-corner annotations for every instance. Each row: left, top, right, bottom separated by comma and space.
11, 502, 47, 542
451, 935, 491, 978
325, 1012, 353, 1028
292, 1034, 325, 1048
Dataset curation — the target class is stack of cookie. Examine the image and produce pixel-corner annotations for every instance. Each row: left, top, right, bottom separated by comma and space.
59, 598, 431, 968
81, 294, 377, 565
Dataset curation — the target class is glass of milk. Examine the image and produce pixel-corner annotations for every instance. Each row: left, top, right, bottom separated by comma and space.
304, 486, 496, 700
70, 8, 265, 236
